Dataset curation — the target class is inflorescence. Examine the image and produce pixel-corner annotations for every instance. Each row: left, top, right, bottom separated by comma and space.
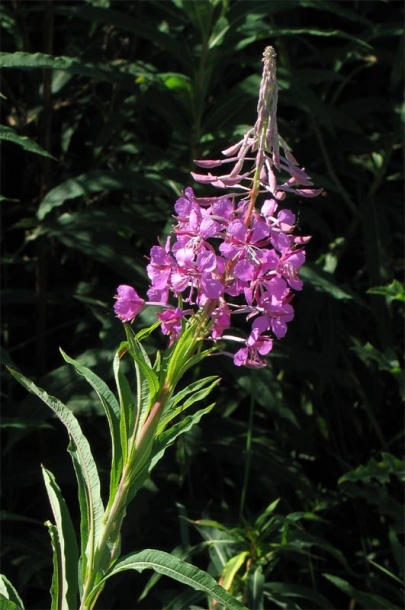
114, 47, 321, 368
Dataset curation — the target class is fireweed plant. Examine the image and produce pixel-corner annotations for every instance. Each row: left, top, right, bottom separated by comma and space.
4, 48, 320, 610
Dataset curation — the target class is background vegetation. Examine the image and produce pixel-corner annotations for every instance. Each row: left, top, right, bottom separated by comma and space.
1, 0, 403, 608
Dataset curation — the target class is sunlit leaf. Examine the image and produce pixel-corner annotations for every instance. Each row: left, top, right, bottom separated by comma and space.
96, 549, 248, 610
7, 369, 104, 583
0, 575, 24, 610
42, 467, 79, 610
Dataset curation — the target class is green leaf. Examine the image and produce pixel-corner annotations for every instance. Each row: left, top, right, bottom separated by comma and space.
53, 5, 192, 69
125, 326, 160, 424
96, 549, 248, 610
37, 170, 141, 220
300, 263, 365, 303
0, 575, 24, 610
0, 125, 55, 159
126, 401, 216, 504
367, 279, 405, 303
265, 581, 333, 609
152, 403, 215, 470
160, 320, 216, 390
323, 574, 400, 609
42, 210, 147, 280
158, 376, 220, 432
59, 350, 122, 507
389, 528, 405, 578
339, 453, 405, 486
0, 51, 108, 80
191, 520, 239, 572
42, 467, 79, 610
0, 595, 23, 610
246, 565, 264, 610
113, 347, 134, 466
0, 346, 19, 371
221, 551, 248, 591
7, 368, 104, 583
44, 521, 61, 610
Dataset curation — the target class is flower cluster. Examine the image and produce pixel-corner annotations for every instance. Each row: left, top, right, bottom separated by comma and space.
114, 186, 312, 367
114, 47, 321, 367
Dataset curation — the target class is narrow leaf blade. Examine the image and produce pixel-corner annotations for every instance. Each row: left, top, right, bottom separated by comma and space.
100, 549, 248, 610
60, 350, 122, 503
42, 467, 79, 609
7, 368, 104, 582
0, 575, 25, 609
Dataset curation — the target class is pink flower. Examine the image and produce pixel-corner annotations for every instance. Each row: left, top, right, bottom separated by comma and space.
114, 285, 145, 322
146, 237, 173, 304
211, 302, 231, 339
233, 346, 268, 368
157, 307, 184, 346
234, 320, 273, 368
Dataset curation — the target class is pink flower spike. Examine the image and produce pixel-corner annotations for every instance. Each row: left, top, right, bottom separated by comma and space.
114, 285, 145, 322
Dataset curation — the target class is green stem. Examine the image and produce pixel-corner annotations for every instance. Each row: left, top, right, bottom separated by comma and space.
79, 466, 131, 610
80, 386, 171, 610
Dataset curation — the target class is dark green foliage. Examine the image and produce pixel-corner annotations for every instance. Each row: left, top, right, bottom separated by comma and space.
1, 0, 403, 608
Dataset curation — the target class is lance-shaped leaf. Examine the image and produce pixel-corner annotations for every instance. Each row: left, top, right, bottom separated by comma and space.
90, 549, 248, 610
59, 350, 122, 507
0, 51, 107, 80
124, 326, 160, 433
151, 403, 215, 470
0, 125, 55, 159
42, 467, 79, 610
45, 522, 63, 610
7, 368, 104, 584
113, 345, 138, 473
0, 575, 24, 610
246, 565, 265, 610
125, 402, 216, 504
0, 594, 24, 610
158, 376, 220, 432
221, 551, 249, 594
160, 318, 216, 390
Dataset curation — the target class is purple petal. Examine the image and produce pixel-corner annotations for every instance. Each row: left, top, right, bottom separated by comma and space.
114, 285, 145, 322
